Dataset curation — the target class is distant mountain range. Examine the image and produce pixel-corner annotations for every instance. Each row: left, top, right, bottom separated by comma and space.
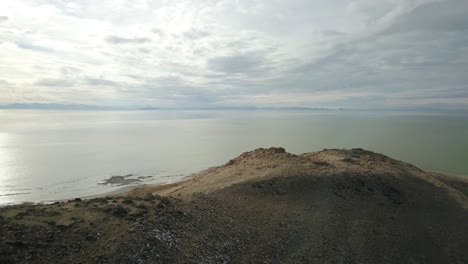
0, 103, 125, 110
138, 106, 342, 111
0, 103, 466, 113
0, 103, 341, 111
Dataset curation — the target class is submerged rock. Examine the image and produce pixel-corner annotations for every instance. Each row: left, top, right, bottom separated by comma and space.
99, 175, 141, 186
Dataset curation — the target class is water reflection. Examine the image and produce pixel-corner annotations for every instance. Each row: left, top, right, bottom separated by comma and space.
0, 132, 15, 204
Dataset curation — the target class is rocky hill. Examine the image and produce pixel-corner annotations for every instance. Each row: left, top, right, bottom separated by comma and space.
1, 148, 467, 263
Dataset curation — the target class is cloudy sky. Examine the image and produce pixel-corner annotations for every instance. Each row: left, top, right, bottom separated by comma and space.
0, 0, 467, 109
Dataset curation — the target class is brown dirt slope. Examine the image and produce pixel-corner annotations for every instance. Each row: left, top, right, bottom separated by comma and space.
1, 148, 467, 263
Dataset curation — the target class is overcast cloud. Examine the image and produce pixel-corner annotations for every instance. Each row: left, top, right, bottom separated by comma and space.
0, 0, 467, 109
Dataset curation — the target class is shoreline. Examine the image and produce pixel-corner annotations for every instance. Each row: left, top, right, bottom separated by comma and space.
0, 166, 222, 207
44, 169, 468, 204
81, 165, 220, 200
2, 158, 467, 207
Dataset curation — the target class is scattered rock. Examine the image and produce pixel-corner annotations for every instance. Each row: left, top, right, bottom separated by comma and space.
85, 234, 98, 241
112, 205, 128, 217
122, 199, 134, 205
90, 198, 109, 204
342, 158, 357, 164
143, 193, 156, 201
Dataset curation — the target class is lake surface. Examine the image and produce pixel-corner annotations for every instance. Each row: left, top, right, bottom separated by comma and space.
0, 109, 467, 205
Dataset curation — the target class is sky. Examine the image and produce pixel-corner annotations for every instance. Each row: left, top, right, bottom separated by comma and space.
0, 0, 468, 109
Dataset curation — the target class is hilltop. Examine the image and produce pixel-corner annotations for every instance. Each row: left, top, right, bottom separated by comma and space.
1, 148, 467, 263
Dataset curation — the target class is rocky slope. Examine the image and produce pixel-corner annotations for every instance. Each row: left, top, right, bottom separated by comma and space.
1, 148, 467, 263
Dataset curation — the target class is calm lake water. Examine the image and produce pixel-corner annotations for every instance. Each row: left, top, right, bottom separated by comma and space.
0, 109, 467, 205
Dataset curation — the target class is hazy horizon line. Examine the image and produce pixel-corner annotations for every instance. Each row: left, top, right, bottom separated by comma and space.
0, 102, 467, 113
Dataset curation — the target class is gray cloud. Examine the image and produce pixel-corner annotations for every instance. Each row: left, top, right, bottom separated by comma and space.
151, 28, 164, 37
14, 41, 54, 53
183, 29, 210, 40
60, 66, 81, 75
105, 35, 151, 44
207, 54, 265, 74
34, 78, 75, 87
270, 0, 468, 101
138, 48, 151, 54
386, 0, 468, 34
0, 16, 8, 23
85, 77, 121, 87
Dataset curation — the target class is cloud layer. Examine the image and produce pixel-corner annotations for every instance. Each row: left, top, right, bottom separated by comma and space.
0, 0, 467, 109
